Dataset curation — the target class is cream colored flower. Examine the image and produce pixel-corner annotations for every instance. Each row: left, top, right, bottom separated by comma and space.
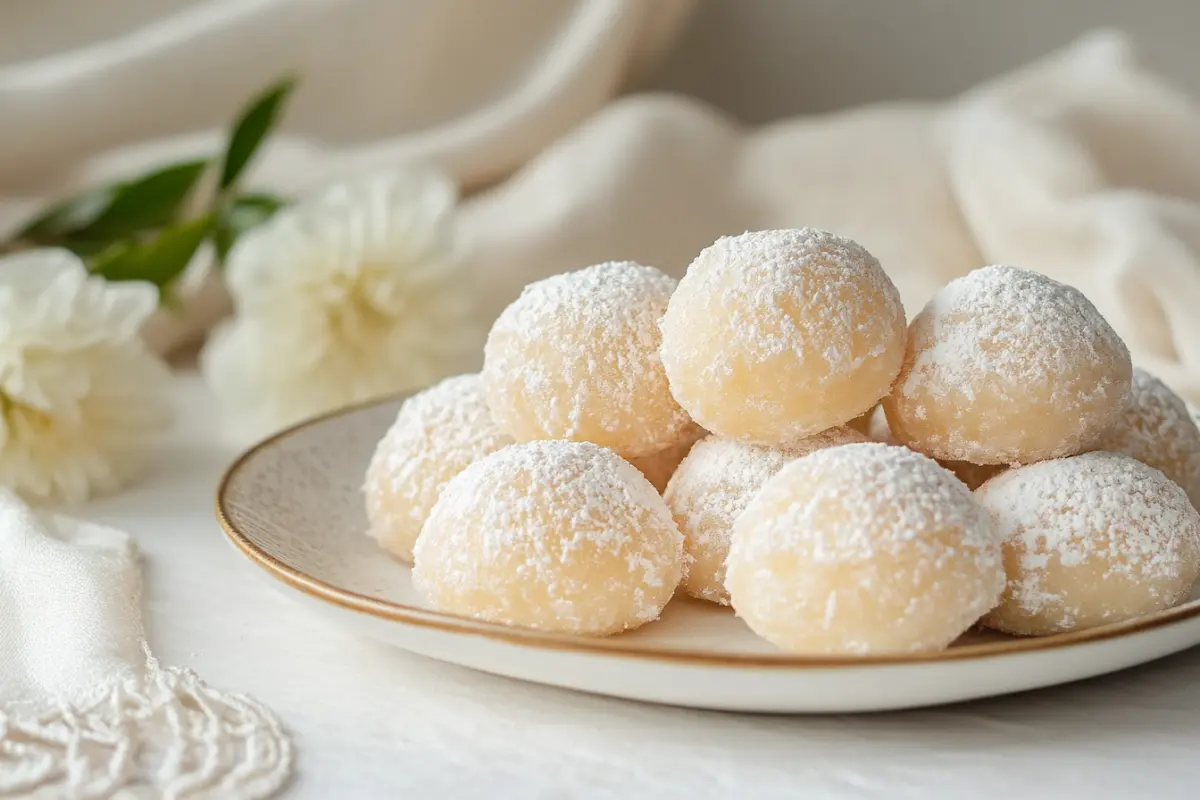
0, 249, 173, 504
201, 168, 481, 440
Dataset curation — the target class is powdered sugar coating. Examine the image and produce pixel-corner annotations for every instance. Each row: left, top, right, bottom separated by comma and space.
364, 374, 513, 561
660, 229, 906, 446
725, 443, 1004, 654
482, 261, 692, 458
1097, 367, 1200, 510
978, 452, 1200, 636
411, 440, 684, 635
884, 265, 1132, 464
665, 427, 868, 605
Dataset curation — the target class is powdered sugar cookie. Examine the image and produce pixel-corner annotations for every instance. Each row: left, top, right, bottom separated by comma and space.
884, 265, 1131, 464
660, 229, 906, 446
412, 441, 683, 635
1097, 367, 1200, 510
725, 443, 1004, 654
364, 374, 512, 561
978, 452, 1200, 636
665, 426, 867, 605
482, 261, 692, 459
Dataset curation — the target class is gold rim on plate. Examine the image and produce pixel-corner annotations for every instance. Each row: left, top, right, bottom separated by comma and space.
215, 396, 1200, 669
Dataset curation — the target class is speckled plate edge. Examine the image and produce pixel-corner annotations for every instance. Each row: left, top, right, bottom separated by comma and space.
214, 393, 1200, 669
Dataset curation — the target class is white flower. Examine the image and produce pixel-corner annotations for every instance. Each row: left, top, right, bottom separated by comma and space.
200, 168, 482, 440
0, 249, 173, 504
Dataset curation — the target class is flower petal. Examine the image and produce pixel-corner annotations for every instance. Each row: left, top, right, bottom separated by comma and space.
0, 248, 173, 503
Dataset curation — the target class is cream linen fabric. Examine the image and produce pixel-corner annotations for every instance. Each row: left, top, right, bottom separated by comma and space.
0, 0, 692, 191
0, 490, 292, 797
0, 0, 694, 353
460, 30, 1200, 403
6, 29, 1197, 401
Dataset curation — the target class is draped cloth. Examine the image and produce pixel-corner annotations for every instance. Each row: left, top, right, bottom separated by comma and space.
0, 12, 1196, 388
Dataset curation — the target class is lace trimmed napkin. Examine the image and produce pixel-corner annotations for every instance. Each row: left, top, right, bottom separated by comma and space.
0, 490, 291, 798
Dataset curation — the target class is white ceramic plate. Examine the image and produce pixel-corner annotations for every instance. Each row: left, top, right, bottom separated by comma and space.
216, 395, 1200, 713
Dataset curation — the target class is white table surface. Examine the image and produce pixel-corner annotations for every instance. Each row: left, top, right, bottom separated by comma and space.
84, 373, 1200, 799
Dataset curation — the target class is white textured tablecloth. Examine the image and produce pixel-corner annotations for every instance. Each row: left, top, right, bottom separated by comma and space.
73, 372, 1200, 799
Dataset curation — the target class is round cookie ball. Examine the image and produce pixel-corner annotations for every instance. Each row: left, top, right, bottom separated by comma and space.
660, 229, 906, 446
412, 441, 684, 635
1096, 367, 1200, 510
978, 452, 1200, 636
627, 424, 705, 493
664, 426, 868, 605
725, 443, 1004, 654
364, 374, 513, 562
482, 261, 692, 459
883, 265, 1132, 464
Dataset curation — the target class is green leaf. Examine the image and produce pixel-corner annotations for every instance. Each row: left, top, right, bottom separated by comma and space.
61, 239, 120, 259
219, 77, 296, 191
90, 214, 214, 288
84, 160, 209, 237
9, 159, 207, 249
85, 240, 134, 272
232, 192, 287, 214
13, 185, 117, 242
213, 193, 287, 261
